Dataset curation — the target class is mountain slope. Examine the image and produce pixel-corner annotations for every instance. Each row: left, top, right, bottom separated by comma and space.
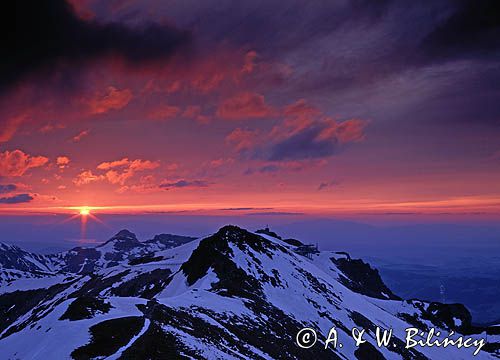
0, 226, 498, 359
0, 242, 59, 286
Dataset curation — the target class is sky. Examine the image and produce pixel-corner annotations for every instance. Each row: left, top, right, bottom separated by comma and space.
1, 0, 500, 226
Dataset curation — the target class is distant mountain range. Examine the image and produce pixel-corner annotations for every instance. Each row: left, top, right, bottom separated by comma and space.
0, 226, 498, 359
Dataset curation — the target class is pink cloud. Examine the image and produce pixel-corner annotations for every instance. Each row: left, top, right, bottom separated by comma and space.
182, 105, 201, 118
165, 163, 179, 171
226, 105, 368, 164
73, 170, 105, 186
56, 156, 70, 169
85, 86, 133, 115
39, 123, 66, 134
284, 99, 322, 120
242, 51, 258, 74
225, 128, 260, 152
117, 175, 159, 194
209, 158, 235, 168
97, 158, 130, 170
217, 92, 275, 119
148, 105, 180, 121
105, 170, 132, 185
0, 115, 25, 143
313, 118, 366, 144
137, 49, 254, 96
0, 150, 49, 177
72, 129, 91, 142
128, 159, 160, 171
182, 106, 212, 124
96, 158, 161, 186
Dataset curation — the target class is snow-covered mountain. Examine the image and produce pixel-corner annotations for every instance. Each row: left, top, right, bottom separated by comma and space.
0, 242, 58, 284
0, 230, 197, 281
0, 225, 498, 359
49, 230, 197, 274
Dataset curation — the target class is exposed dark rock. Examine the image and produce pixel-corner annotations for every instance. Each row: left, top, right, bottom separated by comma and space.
180, 225, 278, 300
58, 247, 100, 274
138, 300, 343, 360
0, 280, 77, 338
333, 251, 351, 260
409, 300, 472, 332
331, 257, 400, 300
71, 316, 144, 359
128, 254, 164, 265
111, 268, 172, 299
69, 270, 131, 298
256, 227, 282, 239
0, 289, 51, 335
120, 321, 192, 359
144, 234, 197, 248
282, 238, 304, 247
397, 312, 430, 332
59, 296, 112, 321
97, 229, 141, 252
349, 311, 428, 360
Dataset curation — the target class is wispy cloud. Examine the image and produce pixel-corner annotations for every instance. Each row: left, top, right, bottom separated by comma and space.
0, 193, 34, 204
220, 207, 274, 211
246, 211, 305, 216
318, 180, 340, 191
85, 86, 133, 115
217, 92, 275, 119
0, 184, 17, 194
159, 180, 210, 190
72, 129, 90, 142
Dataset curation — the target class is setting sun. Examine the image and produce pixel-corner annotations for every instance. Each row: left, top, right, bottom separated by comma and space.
79, 207, 91, 216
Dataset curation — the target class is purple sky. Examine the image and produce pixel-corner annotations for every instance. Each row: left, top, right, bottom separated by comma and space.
0, 1, 500, 239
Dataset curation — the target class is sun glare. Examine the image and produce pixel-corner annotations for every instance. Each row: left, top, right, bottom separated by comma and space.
79, 207, 91, 216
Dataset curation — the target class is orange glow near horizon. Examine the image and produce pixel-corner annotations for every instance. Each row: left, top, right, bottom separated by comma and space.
1, 195, 500, 219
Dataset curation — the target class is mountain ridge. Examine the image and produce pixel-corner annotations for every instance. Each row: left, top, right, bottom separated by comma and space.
0, 225, 498, 359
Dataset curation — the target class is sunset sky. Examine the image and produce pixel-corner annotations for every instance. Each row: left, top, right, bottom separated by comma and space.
1, 0, 500, 221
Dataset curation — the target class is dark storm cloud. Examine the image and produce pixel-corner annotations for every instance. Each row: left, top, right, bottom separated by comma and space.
168, 0, 393, 59
0, 193, 33, 204
0, 184, 17, 194
421, 0, 500, 60
166, 0, 498, 66
0, 0, 190, 94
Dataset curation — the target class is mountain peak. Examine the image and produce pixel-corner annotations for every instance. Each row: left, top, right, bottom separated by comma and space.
112, 229, 137, 240
96, 229, 140, 252
181, 225, 281, 288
